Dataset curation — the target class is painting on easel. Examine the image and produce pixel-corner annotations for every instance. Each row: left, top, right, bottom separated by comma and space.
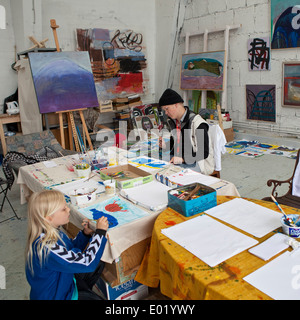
76, 28, 148, 100
28, 51, 98, 113
180, 51, 225, 91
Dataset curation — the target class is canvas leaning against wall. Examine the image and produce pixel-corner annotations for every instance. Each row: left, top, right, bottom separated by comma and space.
246, 85, 276, 122
282, 62, 300, 107
271, 0, 300, 49
76, 28, 148, 100
180, 51, 225, 91
28, 51, 98, 114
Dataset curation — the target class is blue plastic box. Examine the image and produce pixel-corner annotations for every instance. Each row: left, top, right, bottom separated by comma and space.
168, 183, 217, 217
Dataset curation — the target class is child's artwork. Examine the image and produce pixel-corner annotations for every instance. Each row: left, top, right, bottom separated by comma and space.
129, 156, 169, 172
76, 28, 148, 100
180, 51, 225, 91
282, 62, 300, 107
28, 51, 98, 114
246, 85, 276, 122
79, 196, 149, 229
248, 37, 271, 71
271, 0, 300, 49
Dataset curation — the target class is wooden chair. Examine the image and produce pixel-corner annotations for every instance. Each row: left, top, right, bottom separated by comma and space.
262, 149, 300, 209
210, 170, 220, 178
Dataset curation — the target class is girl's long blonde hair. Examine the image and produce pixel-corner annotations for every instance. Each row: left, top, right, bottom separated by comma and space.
25, 190, 66, 274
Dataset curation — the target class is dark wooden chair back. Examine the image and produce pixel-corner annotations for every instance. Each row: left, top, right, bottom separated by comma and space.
262, 149, 300, 209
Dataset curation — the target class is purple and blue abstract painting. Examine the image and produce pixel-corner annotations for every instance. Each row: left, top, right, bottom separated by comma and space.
28, 51, 99, 114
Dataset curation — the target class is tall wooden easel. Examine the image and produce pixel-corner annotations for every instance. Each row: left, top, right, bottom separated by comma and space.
50, 19, 93, 152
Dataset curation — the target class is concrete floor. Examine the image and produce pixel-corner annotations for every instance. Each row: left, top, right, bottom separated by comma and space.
0, 133, 299, 300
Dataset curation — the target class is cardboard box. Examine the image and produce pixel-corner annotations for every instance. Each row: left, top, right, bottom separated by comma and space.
224, 127, 234, 142
99, 164, 153, 189
168, 183, 217, 217
94, 278, 148, 300
64, 223, 151, 287
102, 237, 151, 287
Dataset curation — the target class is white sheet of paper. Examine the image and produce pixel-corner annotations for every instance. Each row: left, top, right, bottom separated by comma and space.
161, 214, 258, 267
244, 251, 300, 300
43, 160, 57, 168
248, 233, 290, 261
120, 181, 170, 211
167, 169, 220, 186
205, 198, 282, 238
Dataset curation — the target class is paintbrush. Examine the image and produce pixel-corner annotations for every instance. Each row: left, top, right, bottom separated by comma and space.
270, 195, 295, 226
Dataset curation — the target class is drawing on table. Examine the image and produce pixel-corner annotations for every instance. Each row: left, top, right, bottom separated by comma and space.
79, 195, 149, 229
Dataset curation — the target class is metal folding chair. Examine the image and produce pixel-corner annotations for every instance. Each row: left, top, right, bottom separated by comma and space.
0, 177, 20, 223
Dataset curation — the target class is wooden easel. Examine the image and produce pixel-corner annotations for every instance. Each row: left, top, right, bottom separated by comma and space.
50, 19, 93, 152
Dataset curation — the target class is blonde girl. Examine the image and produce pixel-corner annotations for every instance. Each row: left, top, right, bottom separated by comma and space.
25, 190, 108, 300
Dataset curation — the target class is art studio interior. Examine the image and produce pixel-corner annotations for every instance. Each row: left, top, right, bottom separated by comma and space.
0, 0, 300, 302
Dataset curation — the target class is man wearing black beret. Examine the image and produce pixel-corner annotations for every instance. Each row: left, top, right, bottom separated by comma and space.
158, 88, 215, 175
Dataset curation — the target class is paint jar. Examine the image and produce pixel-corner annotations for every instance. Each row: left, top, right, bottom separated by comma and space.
74, 163, 91, 178
103, 179, 116, 195
281, 214, 300, 238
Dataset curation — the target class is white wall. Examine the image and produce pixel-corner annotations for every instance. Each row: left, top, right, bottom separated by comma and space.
172, 0, 300, 138
3, 0, 296, 139
0, 0, 17, 112
0, 0, 157, 113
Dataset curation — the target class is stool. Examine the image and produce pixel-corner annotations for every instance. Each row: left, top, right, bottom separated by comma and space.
0, 178, 20, 224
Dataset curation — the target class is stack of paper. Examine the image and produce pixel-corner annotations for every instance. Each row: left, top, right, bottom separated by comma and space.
161, 214, 258, 267
120, 180, 171, 211
166, 168, 220, 186
249, 233, 290, 261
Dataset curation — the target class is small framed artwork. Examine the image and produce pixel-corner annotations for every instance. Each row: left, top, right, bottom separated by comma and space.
282, 62, 300, 107
180, 50, 225, 91
246, 84, 276, 122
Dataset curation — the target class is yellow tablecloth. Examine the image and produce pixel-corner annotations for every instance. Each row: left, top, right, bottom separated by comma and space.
135, 196, 300, 300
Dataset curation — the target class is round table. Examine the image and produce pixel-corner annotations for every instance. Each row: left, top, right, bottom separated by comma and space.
135, 196, 300, 300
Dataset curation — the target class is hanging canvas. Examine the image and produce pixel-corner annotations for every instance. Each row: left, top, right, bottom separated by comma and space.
79, 195, 150, 229
246, 85, 276, 122
76, 28, 148, 100
282, 62, 300, 107
248, 37, 271, 71
180, 51, 225, 91
271, 0, 300, 49
28, 51, 98, 114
